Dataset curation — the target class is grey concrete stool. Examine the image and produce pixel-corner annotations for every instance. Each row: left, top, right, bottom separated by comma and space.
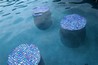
8, 44, 44, 65
33, 6, 52, 30
60, 14, 86, 48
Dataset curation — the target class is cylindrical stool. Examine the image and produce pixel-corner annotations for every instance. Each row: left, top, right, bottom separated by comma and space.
60, 14, 86, 48
33, 6, 52, 30
8, 44, 44, 65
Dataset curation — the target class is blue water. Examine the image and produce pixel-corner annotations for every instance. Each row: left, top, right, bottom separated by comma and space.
0, 0, 98, 65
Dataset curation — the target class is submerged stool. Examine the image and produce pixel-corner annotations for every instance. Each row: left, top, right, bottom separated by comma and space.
8, 44, 44, 65
60, 14, 86, 48
33, 5, 52, 30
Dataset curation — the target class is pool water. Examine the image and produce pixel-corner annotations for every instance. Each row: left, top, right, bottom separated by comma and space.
0, 0, 98, 65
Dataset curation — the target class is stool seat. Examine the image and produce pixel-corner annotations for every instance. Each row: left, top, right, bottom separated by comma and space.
8, 44, 41, 65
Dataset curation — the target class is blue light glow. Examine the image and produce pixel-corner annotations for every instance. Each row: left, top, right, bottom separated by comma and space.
60, 14, 86, 30
8, 44, 40, 65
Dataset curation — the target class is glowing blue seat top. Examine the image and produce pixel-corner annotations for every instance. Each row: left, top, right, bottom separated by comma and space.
60, 14, 86, 30
8, 44, 40, 65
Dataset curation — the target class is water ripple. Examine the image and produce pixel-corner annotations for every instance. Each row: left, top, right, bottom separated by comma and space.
2, 13, 11, 17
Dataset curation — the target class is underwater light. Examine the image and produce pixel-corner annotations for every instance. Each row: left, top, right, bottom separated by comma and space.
60, 14, 86, 31
33, 5, 52, 30
8, 44, 41, 65
60, 14, 86, 48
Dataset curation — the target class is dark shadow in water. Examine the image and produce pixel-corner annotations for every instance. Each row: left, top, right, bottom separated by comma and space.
39, 57, 45, 65
69, 0, 98, 9
16, 1, 24, 5
14, 5, 27, 8
26, 0, 38, 4
42, 1, 48, 4
93, 25, 98, 46
0, 1, 17, 7
85, 64, 88, 65
53, 0, 61, 2
53, 0, 98, 9
0, 10, 3, 12
2, 13, 11, 17
15, 12, 21, 14
59, 27, 86, 48
65, 7, 71, 9
12, 8, 17, 11
0, 10, 4, 15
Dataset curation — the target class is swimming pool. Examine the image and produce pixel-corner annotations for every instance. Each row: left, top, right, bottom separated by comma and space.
0, 0, 98, 65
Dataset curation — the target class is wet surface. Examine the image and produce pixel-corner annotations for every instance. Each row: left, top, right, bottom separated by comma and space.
0, 0, 98, 65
